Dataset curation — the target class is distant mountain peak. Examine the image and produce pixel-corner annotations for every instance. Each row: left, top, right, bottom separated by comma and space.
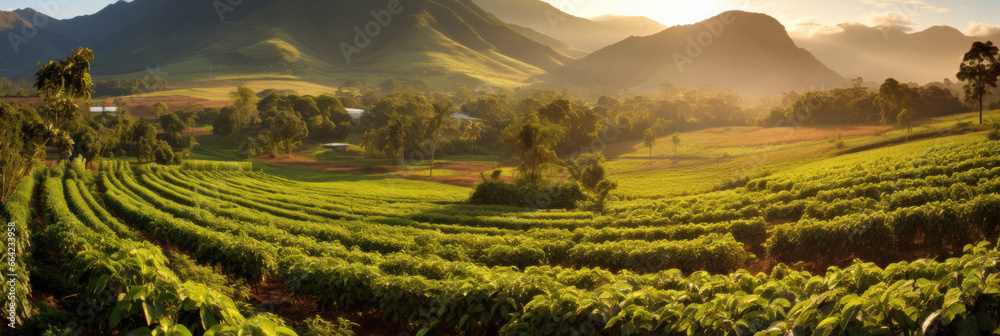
914, 25, 967, 39
794, 22, 974, 83
472, 0, 665, 51
556, 11, 845, 94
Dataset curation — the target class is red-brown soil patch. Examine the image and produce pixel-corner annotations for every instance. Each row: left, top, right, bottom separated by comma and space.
114, 95, 229, 119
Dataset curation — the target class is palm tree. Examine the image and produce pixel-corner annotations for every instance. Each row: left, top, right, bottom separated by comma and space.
425, 102, 455, 177
463, 120, 484, 173
386, 116, 407, 176
957, 41, 1000, 124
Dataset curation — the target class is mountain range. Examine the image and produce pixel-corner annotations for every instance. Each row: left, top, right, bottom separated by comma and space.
793, 24, 1000, 84
0, 0, 574, 88
471, 0, 665, 52
555, 11, 847, 93
0, 0, 991, 94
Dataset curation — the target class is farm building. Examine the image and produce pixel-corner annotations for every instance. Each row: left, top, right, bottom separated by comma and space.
346, 108, 365, 120
451, 112, 481, 121
89, 106, 119, 113
322, 143, 351, 152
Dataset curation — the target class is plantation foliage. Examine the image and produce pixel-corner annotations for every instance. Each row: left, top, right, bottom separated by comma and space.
9, 133, 1000, 334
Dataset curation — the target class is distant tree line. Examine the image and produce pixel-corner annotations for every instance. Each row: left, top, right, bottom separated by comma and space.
210, 87, 354, 157
93, 76, 169, 97
0, 77, 36, 97
760, 78, 967, 127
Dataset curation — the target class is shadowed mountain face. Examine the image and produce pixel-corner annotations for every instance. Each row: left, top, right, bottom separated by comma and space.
2, 2, 870, 95
794, 24, 995, 84
0, 0, 571, 86
556, 11, 846, 94
472, 0, 665, 52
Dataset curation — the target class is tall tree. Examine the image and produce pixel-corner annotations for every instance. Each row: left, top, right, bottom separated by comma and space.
425, 102, 455, 177
1, 47, 92, 204
643, 128, 656, 165
463, 121, 484, 172
260, 109, 308, 156
227, 86, 257, 132
897, 109, 914, 133
154, 102, 169, 116
671, 132, 682, 157
878, 78, 908, 125
501, 118, 564, 186
957, 41, 1000, 124
387, 116, 408, 175
35, 47, 94, 130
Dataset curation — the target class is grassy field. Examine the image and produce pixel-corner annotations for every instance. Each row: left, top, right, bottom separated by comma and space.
183, 109, 996, 198
607, 110, 995, 197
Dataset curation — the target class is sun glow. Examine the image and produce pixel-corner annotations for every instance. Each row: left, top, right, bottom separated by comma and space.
638, 0, 749, 27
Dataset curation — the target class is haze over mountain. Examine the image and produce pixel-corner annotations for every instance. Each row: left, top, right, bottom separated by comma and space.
794, 24, 1000, 84
556, 11, 847, 94
0, 0, 573, 88
0, 3, 852, 95
472, 0, 666, 52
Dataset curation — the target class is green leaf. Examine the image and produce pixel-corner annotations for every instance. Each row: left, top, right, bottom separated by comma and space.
173, 324, 193, 336
110, 308, 123, 329
88, 274, 111, 295
275, 326, 297, 336
127, 327, 153, 336
816, 316, 840, 336
200, 306, 219, 331
143, 301, 154, 326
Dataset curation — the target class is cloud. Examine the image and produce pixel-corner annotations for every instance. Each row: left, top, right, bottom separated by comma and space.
864, 11, 918, 32
788, 17, 845, 37
860, 0, 950, 14
859, 0, 928, 5
964, 22, 1000, 37
921, 5, 952, 13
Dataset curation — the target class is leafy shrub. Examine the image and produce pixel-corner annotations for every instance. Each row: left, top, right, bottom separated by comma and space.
153, 139, 176, 165
181, 160, 253, 172
470, 180, 586, 210
295, 316, 357, 336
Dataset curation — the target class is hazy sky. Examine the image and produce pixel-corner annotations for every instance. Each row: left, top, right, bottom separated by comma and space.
6, 0, 1000, 36
539, 0, 1000, 36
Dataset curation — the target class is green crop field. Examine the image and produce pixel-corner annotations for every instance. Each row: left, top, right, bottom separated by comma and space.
4, 0, 1000, 334
6, 126, 1000, 335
